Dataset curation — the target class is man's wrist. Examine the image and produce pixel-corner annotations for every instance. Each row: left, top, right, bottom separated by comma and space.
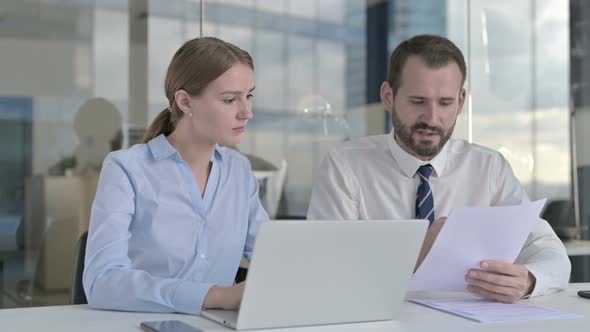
524, 271, 537, 297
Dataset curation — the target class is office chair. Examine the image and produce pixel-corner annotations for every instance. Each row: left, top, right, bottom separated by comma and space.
235, 267, 248, 283
541, 199, 578, 240
70, 231, 88, 305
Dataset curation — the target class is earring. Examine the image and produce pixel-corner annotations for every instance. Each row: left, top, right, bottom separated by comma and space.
188, 112, 193, 118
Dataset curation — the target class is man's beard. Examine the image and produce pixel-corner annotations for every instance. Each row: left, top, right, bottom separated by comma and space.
391, 108, 455, 159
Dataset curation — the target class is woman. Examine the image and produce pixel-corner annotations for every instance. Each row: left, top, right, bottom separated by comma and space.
82, 37, 268, 315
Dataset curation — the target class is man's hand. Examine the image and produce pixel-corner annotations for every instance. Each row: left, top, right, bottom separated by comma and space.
465, 260, 536, 303
203, 282, 246, 310
414, 217, 447, 271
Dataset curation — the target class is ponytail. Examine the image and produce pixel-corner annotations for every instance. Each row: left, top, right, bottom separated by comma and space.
142, 108, 175, 143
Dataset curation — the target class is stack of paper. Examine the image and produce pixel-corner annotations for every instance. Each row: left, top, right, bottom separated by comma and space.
410, 199, 546, 291
408, 200, 582, 323
410, 298, 582, 323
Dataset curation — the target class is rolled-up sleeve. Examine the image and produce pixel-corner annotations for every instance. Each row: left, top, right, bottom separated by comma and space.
83, 154, 214, 314
307, 151, 360, 220
517, 220, 571, 297
492, 155, 571, 296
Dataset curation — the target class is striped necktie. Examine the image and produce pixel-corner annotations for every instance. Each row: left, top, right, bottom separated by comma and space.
415, 164, 435, 224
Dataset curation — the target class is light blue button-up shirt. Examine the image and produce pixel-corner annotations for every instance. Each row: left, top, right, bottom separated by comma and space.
83, 134, 268, 315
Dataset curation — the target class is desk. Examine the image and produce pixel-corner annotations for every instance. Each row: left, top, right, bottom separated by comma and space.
1, 283, 589, 332
564, 240, 590, 256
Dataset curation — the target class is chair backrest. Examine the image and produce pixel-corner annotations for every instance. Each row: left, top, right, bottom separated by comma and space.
70, 231, 88, 304
253, 160, 288, 218
541, 199, 574, 228
272, 160, 288, 213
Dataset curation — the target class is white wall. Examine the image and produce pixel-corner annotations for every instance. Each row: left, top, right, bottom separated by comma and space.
0, 38, 92, 98
0, 5, 140, 175
0, 37, 146, 175
0, 38, 93, 174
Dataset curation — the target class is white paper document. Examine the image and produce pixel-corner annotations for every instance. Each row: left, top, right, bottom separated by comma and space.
410, 199, 546, 291
410, 298, 582, 323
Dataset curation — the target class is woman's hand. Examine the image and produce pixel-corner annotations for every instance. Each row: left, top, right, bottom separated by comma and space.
203, 282, 245, 310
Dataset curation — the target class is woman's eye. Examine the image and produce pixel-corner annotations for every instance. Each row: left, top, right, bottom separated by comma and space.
223, 99, 236, 104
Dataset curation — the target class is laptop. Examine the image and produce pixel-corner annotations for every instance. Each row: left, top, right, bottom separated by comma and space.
202, 219, 427, 330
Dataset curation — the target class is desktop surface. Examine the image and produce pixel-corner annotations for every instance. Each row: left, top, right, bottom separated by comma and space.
1, 283, 589, 332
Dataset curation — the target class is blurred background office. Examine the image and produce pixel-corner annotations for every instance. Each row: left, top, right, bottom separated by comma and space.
0, 0, 588, 308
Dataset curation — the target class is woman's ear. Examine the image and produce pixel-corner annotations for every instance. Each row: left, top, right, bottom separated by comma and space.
174, 90, 192, 115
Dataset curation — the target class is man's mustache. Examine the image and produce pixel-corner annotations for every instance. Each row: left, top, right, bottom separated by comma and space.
411, 123, 444, 136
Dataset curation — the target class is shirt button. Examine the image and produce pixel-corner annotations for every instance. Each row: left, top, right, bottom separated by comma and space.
200, 254, 207, 259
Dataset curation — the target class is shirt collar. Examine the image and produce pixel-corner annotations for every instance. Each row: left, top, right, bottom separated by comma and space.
387, 130, 449, 178
147, 134, 223, 162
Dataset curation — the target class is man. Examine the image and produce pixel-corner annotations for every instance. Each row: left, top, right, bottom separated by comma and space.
307, 35, 570, 303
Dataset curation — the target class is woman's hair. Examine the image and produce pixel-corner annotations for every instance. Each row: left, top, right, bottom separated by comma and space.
142, 37, 254, 143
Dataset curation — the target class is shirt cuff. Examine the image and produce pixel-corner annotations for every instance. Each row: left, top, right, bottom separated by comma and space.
524, 262, 548, 297
172, 281, 215, 315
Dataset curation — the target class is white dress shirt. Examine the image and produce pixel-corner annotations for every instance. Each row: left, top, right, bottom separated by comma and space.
307, 133, 570, 296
